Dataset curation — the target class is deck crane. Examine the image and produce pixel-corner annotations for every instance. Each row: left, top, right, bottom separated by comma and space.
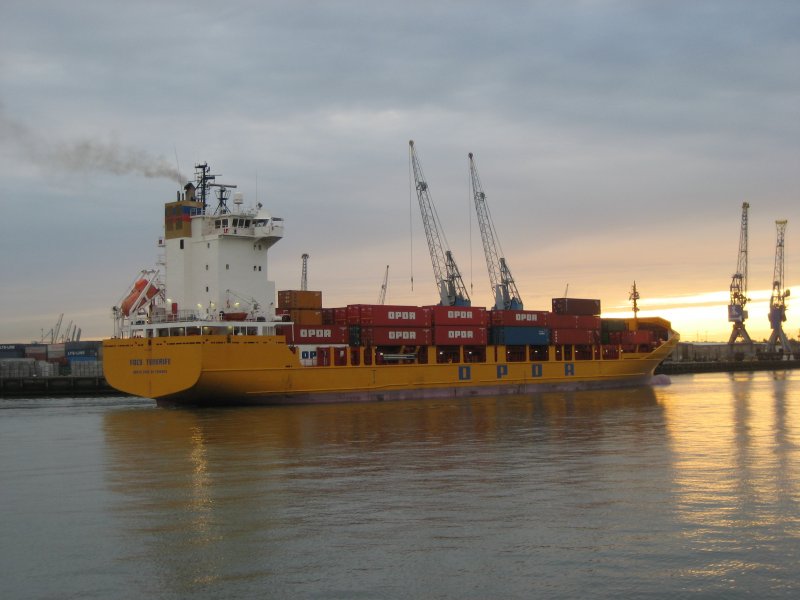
766, 220, 792, 358
378, 265, 389, 305
727, 202, 753, 350
409, 140, 471, 306
469, 152, 523, 310
301, 253, 309, 291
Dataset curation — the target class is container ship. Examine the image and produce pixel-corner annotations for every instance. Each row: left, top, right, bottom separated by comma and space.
103, 159, 679, 406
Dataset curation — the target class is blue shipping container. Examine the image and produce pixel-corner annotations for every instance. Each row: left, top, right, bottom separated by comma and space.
490, 326, 550, 346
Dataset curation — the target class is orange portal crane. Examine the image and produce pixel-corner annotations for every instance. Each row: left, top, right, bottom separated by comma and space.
727, 202, 753, 353
766, 220, 792, 358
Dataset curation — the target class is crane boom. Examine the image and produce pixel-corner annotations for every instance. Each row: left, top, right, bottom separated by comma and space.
767, 220, 792, 357
727, 202, 752, 347
378, 265, 389, 304
469, 152, 523, 310
409, 141, 470, 306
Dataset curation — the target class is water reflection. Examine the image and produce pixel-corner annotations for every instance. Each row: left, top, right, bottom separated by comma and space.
100, 373, 800, 598
103, 387, 671, 597
659, 371, 800, 589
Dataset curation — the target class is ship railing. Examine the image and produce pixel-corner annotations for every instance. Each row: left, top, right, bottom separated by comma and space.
150, 309, 201, 324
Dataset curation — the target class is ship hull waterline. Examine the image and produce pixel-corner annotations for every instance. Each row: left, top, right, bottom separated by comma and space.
103, 333, 679, 407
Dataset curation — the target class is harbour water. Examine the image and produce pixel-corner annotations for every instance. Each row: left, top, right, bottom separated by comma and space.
1, 371, 799, 599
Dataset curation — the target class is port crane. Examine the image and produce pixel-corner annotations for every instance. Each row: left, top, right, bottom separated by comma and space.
301, 253, 309, 291
727, 202, 753, 351
40, 314, 63, 344
469, 152, 523, 310
766, 220, 792, 358
409, 140, 470, 306
378, 265, 389, 305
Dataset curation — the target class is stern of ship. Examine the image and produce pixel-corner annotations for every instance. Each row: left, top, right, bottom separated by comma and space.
103, 338, 202, 399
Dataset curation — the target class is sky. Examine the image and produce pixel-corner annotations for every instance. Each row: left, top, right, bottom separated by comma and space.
1, 0, 798, 344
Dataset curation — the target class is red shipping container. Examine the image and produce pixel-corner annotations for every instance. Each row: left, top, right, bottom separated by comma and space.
574, 315, 602, 329
433, 325, 488, 345
354, 305, 432, 327
552, 328, 598, 345
346, 304, 363, 325
621, 330, 654, 344
548, 313, 579, 329
361, 326, 432, 345
322, 307, 349, 325
276, 325, 348, 344
333, 307, 348, 325
428, 305, 487, 326
490, 309, 550, 327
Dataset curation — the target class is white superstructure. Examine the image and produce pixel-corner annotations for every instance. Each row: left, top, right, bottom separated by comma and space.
113, 163, 284, 338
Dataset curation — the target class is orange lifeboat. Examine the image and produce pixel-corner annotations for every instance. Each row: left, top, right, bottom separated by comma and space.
121, 279, 159, 317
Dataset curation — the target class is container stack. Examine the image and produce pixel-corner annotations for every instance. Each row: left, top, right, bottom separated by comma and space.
0, 344, 26, 360
549, 298, 602, 346
272, 296, 645, 355
66, 341, 102, 365
347, 305, 433, 346
488, 309, 550, 345
0, 358, 35, 378
276, 290, 338, 344
428, 306, 488, 345
71, 360, 104, 377
35, 360, 59, 377
277, 290, 323, 325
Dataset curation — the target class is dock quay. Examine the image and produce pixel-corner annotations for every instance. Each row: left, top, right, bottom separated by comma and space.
656, 359, 800, 375
1, 375, 119, 397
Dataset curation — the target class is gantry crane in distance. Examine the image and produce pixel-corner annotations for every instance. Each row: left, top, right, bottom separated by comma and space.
409, 140, 471, 306
766, 220, 792, 358
301, 253, 309, 291
469, 152, 523, 310
727, 202, 753, 350
378, 265, 389, 305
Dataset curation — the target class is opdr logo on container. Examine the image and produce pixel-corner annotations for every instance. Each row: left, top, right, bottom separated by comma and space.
388, 311, 416, 320
388, 330, 417, 340
447, 330, 474, 339
447, 310, 473, 319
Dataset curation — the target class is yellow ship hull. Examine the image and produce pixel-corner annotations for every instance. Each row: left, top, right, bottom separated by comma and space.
103, 329, 679, 406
